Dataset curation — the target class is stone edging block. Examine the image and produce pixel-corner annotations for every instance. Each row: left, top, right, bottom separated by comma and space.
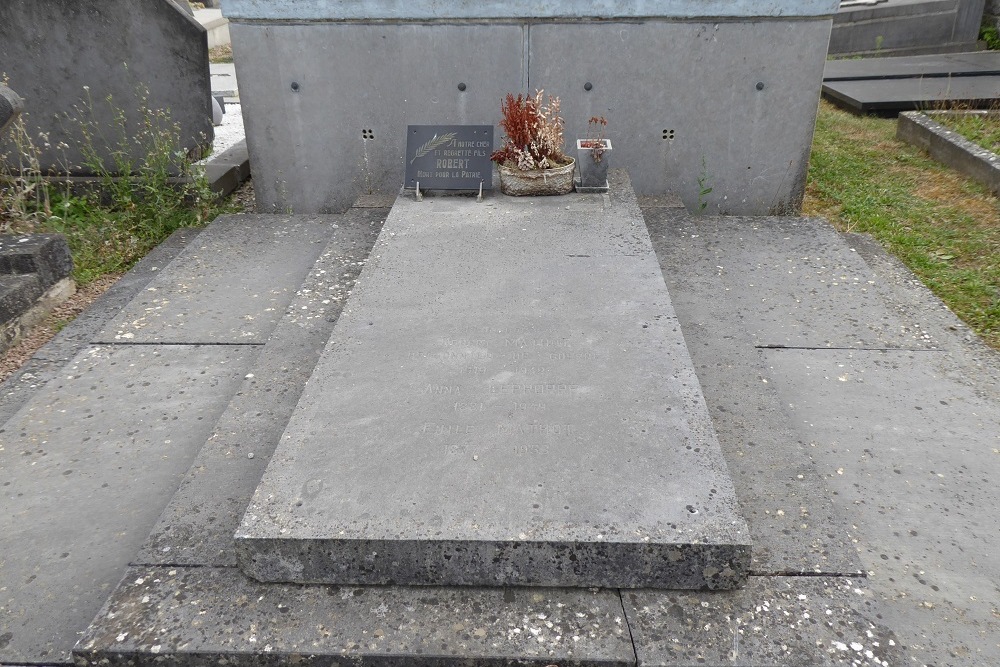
897, 110, 1000, 197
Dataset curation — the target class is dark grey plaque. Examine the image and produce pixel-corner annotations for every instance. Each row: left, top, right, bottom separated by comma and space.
404, 125, 493, 190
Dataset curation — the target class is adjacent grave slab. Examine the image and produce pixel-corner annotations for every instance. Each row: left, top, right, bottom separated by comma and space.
97, 215, 336, 344
824, 51, 1000, 81
822, 76, 1000, 114
829, 0, 984, 57
236, 181, 751, 589
0, 345, 254, 664
76, 566, 634, 666
0, 0, 212, 176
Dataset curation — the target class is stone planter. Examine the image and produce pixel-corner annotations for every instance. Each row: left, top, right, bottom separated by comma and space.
497, 158, 576, 196
576, 139, 612, 191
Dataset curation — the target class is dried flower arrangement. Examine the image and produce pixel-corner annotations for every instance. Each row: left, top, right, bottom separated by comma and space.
490, 90, 572, 171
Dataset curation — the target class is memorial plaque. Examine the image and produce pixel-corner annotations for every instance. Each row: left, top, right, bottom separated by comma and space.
404, 124, 493, 190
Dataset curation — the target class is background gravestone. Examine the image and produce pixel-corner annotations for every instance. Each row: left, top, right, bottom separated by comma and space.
0, 0, 213, 177
0, 85, 23, 135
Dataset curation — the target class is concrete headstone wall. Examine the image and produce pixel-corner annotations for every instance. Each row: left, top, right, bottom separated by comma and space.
829, 0, 986, 57
0, 0, 213, 177
224, 0, 839, 215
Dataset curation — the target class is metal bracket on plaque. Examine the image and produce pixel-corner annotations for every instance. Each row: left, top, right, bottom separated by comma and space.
477, 180, 483, 202
415, 181, 423, 202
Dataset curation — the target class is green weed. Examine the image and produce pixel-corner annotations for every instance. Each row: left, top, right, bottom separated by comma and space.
1, 85, 221, 286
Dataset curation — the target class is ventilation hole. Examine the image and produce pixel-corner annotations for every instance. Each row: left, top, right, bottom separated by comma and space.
362, 129, 375, 140
662, 129, 675, 141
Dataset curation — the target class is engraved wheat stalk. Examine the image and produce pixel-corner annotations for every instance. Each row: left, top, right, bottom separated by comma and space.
410, 133, 456, 164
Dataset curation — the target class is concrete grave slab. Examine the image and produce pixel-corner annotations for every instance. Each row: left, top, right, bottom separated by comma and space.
137, 209, 388, 567
822, 76, 1000, 114
97, 215, 336, 344
0, 344, 254, 664
236, 181, 751, 590
625, 576, 904, 665
824, 51, 1000, 81
76, 566, 634, 666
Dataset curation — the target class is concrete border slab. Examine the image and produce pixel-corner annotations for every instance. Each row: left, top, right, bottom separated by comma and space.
96, 215, 336, 344
75, 566, 635, 666
0, 344, 255, 663
897, 110, 1000, 196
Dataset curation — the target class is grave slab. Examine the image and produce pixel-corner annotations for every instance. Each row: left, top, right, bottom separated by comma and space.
236, 179, 751, 589
0, 345, 253, 664
824, 51, 1000, 81
75, 566, 634, 666
822, 76, 1000, 114
97, 215, 336, 344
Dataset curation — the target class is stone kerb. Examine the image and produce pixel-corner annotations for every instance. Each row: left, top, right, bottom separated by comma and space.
897, 110, 1000, 197
224, 0, 837, 215
0, 0, 213, 178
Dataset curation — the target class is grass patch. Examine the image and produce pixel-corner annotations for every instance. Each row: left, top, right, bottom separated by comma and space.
209, 44, 233, 64
208, 44, 233, 63
932, 110, 1000, 154
1, 89, 231, 286
804, 101, 1000, 349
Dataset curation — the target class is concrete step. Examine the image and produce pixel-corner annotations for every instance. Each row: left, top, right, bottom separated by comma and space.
234, 176, 751, 589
